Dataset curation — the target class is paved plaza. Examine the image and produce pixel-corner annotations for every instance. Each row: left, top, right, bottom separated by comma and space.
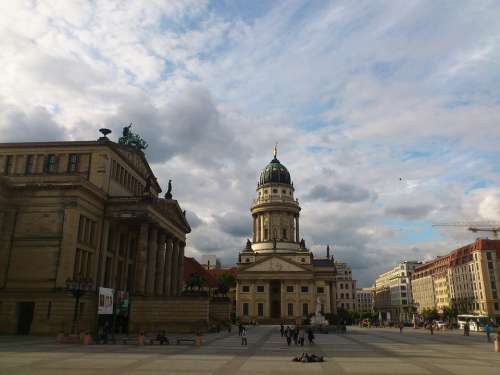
0, 326, 499, 375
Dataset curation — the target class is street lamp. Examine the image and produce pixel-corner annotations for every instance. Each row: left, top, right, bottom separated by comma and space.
66, 275, 93, 334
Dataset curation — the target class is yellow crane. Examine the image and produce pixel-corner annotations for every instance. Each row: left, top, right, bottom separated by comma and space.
432, 222, 500, 240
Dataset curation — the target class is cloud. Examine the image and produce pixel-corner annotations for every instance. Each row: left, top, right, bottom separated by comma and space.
0, 102, 67, 142
305, 183, 373, 203
385, 204, 434, 220
185, 210, 204, 229
214, 211, 252, 238
1, 1, 500, 286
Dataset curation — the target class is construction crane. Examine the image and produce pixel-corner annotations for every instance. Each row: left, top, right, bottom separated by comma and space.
432, 222, 500, 240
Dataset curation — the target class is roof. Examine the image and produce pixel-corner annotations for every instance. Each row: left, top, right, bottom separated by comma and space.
183, 257, 217, 288
258, 157, 292, 186
312, 258, 335, 268
207, 267, 238, 279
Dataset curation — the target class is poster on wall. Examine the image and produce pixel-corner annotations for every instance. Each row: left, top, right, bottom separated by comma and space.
98, 287, 114, 315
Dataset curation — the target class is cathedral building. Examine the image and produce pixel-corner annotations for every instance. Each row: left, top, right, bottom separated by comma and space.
236, 148, 337, 323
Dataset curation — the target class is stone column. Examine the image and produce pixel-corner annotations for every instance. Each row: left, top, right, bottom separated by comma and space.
134, 223, 149, 295
177, 242, 185, 295
281, 280, 286, 320
171, 240, 180, 295
295, 216, 300, 243
155, 232, 166, 295
260, 215, 264, 242
252, 216, 256, 243
163, 237, 173, 296
145, 227, 158, 296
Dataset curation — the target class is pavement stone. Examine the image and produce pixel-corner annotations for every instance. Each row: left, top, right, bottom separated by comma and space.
0, 326, 499, 375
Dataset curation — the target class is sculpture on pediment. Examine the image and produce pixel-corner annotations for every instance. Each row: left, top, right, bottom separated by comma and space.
118, 123, 148, 151
245, 239, 252, 250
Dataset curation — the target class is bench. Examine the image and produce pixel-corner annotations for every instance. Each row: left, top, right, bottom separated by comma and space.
176, 338, 196, 345
149, 337, 170, 345
122, 337, 139, 345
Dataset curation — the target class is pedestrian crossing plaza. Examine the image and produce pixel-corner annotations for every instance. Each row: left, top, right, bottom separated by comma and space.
0, 325, 499, 374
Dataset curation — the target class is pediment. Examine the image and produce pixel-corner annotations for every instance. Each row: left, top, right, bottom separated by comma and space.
242, 256, 311, 273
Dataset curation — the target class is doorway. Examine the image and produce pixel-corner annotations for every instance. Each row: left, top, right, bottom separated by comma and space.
270, 280, 281, 319
16, 302, 35, 335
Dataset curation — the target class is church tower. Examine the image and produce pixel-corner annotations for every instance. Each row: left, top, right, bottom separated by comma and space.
250, 145, 305, 253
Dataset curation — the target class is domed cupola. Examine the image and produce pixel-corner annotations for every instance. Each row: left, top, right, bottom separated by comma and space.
258, 145, 291, 186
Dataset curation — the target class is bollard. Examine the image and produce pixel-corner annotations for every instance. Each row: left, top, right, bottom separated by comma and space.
494, 335, 500, 353
195, 332, 203, 346
138, 332, 145, 345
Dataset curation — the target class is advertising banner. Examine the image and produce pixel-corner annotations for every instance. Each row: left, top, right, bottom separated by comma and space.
98, 287, 114, 315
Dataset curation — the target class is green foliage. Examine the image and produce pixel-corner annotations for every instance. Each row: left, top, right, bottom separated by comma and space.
217, 272, 236, 295
421, 308, 439, 321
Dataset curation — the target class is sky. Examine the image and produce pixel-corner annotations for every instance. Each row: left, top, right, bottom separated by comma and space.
1, 0, 500, 286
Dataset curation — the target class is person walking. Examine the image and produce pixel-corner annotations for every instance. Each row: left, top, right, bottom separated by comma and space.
293, 327, 299, 345
280, 324, 284, 337
285, 327, 292, 346
299, 327, 305, 347
307, 328, 315, 345
399, 322, 404, 333
429, 321, 434, 335
238, 323, 243, 336
464, 321, 470, 336
241, 328, 247, 346
485, 323, 492, 342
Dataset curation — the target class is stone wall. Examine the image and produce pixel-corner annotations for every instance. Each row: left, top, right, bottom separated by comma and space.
129, 296, 210, 333
209, 298, 231, 323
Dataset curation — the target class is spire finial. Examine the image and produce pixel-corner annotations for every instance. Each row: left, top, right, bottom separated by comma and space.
273, 142, 278, 158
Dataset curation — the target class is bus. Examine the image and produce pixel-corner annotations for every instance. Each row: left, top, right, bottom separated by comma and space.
457, 315, 489, 332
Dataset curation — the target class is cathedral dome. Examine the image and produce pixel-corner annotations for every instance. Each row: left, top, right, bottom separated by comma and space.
259, 157, 291, 186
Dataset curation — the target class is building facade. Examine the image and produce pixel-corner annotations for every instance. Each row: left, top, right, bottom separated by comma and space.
236, 149, 337, 323
0, 130, 191, 334
373, 261, 421, 322
356, 287, 374, 313
335, 262, 357, 311
412, 239, 500, 322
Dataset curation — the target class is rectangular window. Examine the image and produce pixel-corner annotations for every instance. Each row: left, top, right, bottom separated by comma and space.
301, 286, 309, 293
68, 154, 79, 173
4, 155, 14, 175
340, 283, 344, 289
302, 303, 308, 316
243, 303, 249, 316
495, 302, 499, 310
345, 293, 349, 299
242, 285, 250, 293
341, 293, 344, 299
282, 229, 287, 239
286, 285, 294, 293
287, 303, 293, 316
264, 228, 268, 240
317, 287, 324, 294
25, 155, 34, 175
104, 257, 112, 288
256, 285, 264, 293
486, 252, 492, 260
45, 154, 57, 173
258, 303, 264, 317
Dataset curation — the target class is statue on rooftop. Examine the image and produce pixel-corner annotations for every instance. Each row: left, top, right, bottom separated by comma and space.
118, 123, 148, 151
164, 179, 172, 199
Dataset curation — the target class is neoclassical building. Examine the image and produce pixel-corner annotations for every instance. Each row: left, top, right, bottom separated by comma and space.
236, 149, 337, 323
0, 129, 192, 334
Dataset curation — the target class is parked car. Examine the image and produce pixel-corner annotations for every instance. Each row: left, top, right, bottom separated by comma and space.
435, 320, 447, 329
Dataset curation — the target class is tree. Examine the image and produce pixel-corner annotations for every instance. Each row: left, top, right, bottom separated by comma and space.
217, 272, 236, 296
421, 308, 438, 322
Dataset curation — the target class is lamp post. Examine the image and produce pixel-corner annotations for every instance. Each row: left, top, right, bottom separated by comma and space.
66, 275, 93, 334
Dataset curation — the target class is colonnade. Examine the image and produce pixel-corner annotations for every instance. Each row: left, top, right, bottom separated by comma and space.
135, 223, 185, 297
252, 213, 300, 243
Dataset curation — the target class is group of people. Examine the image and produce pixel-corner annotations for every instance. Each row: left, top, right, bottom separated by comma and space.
280, 324, 315, 346
292, 352, 324, 363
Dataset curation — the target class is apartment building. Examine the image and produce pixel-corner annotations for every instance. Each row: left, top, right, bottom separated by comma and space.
412, 239, 500, 322
356, 287, 374, 313
335, 262, 357, 311
373, 261, 421, 322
